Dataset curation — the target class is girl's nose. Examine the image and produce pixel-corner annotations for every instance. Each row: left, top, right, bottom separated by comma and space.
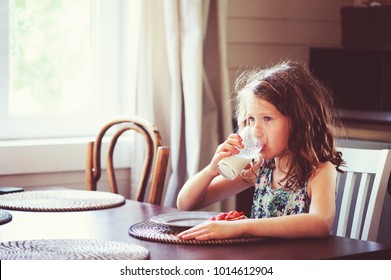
251, 126, 263, 140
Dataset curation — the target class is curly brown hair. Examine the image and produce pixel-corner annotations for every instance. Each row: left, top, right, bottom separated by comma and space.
234, 60, 344, 189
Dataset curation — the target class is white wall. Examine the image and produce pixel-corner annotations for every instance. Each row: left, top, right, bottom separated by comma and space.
227, 0, 353, 88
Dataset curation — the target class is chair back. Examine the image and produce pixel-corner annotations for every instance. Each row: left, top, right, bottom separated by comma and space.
333, 147, 391, 241
86, 116, 169, 205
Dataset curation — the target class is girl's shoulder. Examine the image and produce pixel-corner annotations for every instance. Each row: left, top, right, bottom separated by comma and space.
307, 160, 337, 197
316, 161, 337, 175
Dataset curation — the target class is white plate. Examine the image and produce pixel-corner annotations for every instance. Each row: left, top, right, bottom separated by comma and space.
150, 211, 219, 228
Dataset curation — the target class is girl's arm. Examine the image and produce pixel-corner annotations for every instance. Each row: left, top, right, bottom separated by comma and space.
176, 168, 249, 211
178, 161, 337, 239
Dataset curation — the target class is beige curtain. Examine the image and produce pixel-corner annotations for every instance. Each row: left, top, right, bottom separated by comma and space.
134, 0, 233, 209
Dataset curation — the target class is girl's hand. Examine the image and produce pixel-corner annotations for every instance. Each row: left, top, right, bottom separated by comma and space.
177, 220, 245, 241
205, 133, 244, 176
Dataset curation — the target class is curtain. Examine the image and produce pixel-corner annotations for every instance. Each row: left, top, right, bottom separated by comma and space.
134, 0, 233, 209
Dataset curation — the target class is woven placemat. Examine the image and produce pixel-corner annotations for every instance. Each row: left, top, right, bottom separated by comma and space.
129, 221, 265, 245
0, 209, 12, 225
0, 239, 149, 260
0, 190, 125, 212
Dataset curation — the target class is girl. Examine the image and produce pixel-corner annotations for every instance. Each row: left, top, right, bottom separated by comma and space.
176, 60, 344, 240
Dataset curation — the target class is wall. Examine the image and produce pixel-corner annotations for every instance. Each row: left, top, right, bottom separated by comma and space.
227, 0, 353, 88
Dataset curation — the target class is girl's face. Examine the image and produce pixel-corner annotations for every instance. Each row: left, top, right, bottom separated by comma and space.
245, 93, 290, 160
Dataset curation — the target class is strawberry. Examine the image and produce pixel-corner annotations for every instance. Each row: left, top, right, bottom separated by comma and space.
210, 211, 245, 221
216, 212, 228, 220
226, 211, 244, 220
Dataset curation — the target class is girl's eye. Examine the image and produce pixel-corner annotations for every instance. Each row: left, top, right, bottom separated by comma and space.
247, 117, 255, 125
263, 116, 272, 122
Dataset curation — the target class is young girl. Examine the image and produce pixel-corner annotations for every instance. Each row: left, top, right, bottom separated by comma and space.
176, 60, 344, 240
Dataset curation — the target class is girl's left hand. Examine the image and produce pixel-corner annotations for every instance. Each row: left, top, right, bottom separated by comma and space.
177, 220, 244, 241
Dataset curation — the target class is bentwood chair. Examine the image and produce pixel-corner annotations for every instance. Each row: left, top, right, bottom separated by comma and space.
86, 116, 170, 205
333, 147, 391, 241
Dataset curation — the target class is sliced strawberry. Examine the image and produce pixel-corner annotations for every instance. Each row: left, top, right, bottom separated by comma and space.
226, 211, 244, 220
210, 211, 246, 221
216, 212, 228, 220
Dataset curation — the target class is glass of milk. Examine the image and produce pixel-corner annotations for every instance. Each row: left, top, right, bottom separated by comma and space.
217, 126, 262, 180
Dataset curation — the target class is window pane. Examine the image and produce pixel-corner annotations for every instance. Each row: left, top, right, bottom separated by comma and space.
9, 0, 95, 115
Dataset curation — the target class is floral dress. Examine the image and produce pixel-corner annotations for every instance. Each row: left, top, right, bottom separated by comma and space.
250, 162, 310, 219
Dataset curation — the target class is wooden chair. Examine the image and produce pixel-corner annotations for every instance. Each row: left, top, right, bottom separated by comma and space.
86, 116, 170, 205
333, 147, 391, 241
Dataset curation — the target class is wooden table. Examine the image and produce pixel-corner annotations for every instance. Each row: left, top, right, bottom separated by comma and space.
1, 199, 390, 260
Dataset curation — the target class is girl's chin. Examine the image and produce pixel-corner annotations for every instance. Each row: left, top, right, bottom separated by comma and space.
260, 152, 269, 160
260, 150, 273, 160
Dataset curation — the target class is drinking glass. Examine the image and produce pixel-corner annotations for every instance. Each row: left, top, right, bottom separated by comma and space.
217, 126, 262, 180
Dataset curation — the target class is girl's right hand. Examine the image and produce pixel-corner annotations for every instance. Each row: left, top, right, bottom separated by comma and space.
204, 133, 244, 176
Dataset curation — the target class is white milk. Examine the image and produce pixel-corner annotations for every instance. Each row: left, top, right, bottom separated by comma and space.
217, 155, 252, 180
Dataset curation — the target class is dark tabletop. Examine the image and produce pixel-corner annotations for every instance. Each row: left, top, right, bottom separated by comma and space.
0, 198, 390, 260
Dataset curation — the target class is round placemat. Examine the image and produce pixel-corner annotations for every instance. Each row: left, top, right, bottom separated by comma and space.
129, 221, 265, 245
0, 190, 126, 212
0, 209, 12, 225
0, 239, 149, 260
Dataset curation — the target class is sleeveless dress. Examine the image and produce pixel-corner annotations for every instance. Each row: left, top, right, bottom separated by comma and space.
251, 162, 311, 219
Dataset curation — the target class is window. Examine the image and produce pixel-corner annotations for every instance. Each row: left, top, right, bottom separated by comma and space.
0, 0, 140, 140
